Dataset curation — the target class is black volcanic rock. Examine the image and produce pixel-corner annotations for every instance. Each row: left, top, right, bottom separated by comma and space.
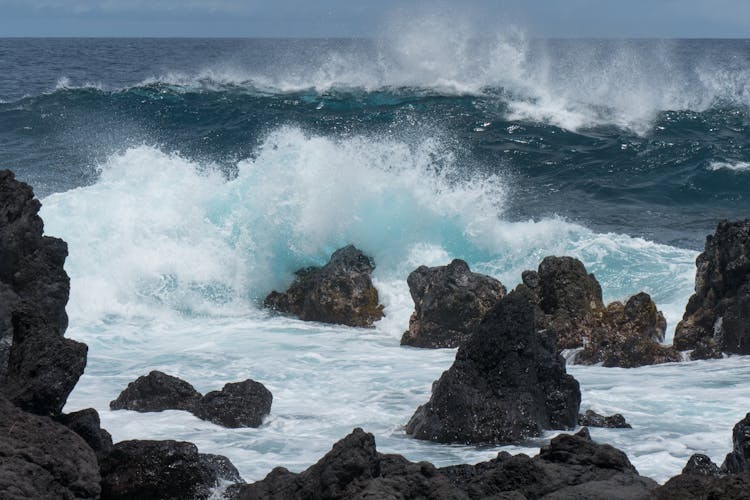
193, 379, 272, 428
0, 394, 101, 500
722, 412, 750, 474
406, 290, 581, 445
57, 407, 113, 463
400, 259, 506, 348
578, 409, 632, 428
674, 219, 750, 358
100, 439, 241, 500
227, 427, 657, 499
0, 170, 87, 416
110, 370, 203, 413
264, 245, 384, 327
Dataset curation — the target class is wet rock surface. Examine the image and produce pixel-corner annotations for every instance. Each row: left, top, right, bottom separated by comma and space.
406, 290, 581, 445
109, 370, 203, 412
57, 407, 114, 463
264, 245, 384, 327
400, 259, 506, 348
578, 409, 632, 428
193, 379, 273, 428
674, 219, 750, 358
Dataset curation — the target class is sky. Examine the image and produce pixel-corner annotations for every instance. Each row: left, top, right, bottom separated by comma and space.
0, 0, 748, 38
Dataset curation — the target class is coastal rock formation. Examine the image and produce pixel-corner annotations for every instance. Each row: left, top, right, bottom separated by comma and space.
406, 290, 581, 444
578, 409, 632, 428
723, 412, 750, 474
400, 259, 506, 348
0, 394, 101, 500
264, 245, 385, 327
674, 219, 750, 359
0, 170, 87, 415
57, 408, 114, 463
109, 370, 203, 412
193, 379, 273, 428
100, 439, 240, 500
227, 427, 656, 499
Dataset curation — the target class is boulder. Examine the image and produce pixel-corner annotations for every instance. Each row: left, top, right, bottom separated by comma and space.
578, 409, 632, 429
0, 394, 101, 500
0, 170, 87, 416
193, 379, 272, 428
264, 245, 384, 327
227, 427, 657, 499
406, 290, 581, 445
674, 219, 750, 359
57, 407, 113, 463
100, 439, 241, 500
722, 412, 750, 474
109, 370, 203, 413
400, 259, 506, 348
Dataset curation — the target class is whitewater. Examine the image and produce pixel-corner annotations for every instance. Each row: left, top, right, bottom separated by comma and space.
2, 29, 749, 485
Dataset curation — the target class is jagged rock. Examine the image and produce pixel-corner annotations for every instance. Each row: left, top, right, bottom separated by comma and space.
264, 245, 384, 327
193, 379, 272, 428
100, 439, 241, 500
683, 454, 721, 475
675, 219, 750, 359
109, 370, 203, 413
227, 427, 656, 499
722, 412, 750, 474
0, 394, 101, 499
0, 170, 87, 416
57, 408, 113, 463
406, 290, 580, 445
400, 259, 506, 348
578, 409, 632, 428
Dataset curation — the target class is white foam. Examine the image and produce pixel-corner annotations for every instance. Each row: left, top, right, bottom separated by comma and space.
709, 161, 750, 172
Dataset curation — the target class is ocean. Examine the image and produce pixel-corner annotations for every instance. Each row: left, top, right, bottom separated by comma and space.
1, 36, 749, 484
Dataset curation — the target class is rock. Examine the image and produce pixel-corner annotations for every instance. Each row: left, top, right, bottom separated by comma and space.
57, 407, 113, 463
193, 379, 272, 428
100, 439, 241, 500
264, 245, 384, 327
0, 394, 101, 499
400, 259, 506, 348
682, 454, 721, 475
578, 409, 632, 428
674, 219, 750, 358
0, 170, 87, 416
722, 412, 750, 473
406, 290, 580, 445
109, 370, 203, 413
200, 454, 244, 484
228, 427, 657, 500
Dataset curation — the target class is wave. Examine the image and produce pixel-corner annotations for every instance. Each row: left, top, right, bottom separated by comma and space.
709, 160, 750, 172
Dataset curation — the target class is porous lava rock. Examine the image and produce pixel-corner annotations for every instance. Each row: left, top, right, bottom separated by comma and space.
109, 370, 203, 412
226, 427, 657, 499
674, 219, 750, 359
0, 169, 87, 415
264, 245, 384, 327
0, 394, 101, 500
578, 409, 632, 429
57, 407, 113, 463
400, 259, 506, 348
406, 290, 581, 445
193, 379, 272, 428
100, 439, 241, 500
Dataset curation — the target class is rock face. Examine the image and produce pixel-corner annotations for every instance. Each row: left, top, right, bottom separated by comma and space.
227, 427, 657, 499
528, 256, 679, 368
0, 394, 101, 500
723, 412, 750, 474
674, 219, 750, 359
0, 170, 87, 415
264, 245, 384, 327
57, 408, 114, 463
100, 439, 239, 500
406, 290, 581, 445
400, 259, 506, 348
578, 409, 632, 429
109, 370, 203, 412
194, 379, 273, 428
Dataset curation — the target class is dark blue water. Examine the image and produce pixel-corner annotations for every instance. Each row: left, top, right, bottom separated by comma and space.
2, 38, 749, 249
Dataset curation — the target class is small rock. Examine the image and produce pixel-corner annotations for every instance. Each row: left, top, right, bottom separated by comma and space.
193, 379, 272, 428
109, 370, 202, 413
578, 409, 632, 429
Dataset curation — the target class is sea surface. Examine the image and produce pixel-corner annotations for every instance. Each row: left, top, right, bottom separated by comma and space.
2, 36, 750, 484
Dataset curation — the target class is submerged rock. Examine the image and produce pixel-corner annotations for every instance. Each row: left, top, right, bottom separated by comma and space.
0, 394, 101, 500
406, 290, 580, 445
400, 259, 506, 348
0, 170, 87, 416
100, 439, 241, 500
227, 427, 656, 499
264, 245, 384, 327
578, 409, 632, 428
193, 379, 272, 428
674, 219, 750, 359
109, 370, 203, 413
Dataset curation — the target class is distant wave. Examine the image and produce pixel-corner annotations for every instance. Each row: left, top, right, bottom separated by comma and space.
709, 160, 750, 172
